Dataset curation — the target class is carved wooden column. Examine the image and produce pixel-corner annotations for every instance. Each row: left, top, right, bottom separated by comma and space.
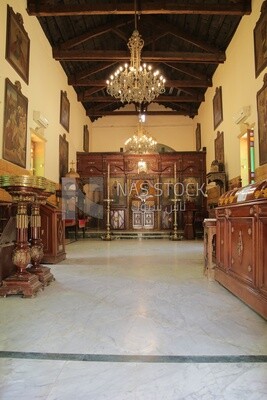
27, 178, 55, 285
27, 179, 56, 285
0, 176, 42, 298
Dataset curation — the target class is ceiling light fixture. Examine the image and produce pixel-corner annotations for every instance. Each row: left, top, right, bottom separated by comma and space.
106, 1, 166, 104
124, 118, 157, 154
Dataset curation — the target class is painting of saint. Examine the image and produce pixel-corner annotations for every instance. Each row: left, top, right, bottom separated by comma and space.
3, 79, 28, 168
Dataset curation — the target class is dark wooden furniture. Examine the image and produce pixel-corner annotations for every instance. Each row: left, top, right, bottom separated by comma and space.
215, 180, 267, 319
0, 243, 16, 282
76, 151, 207, 237
0, 216, 16, 283
40, 203, 66, 263
0, 202, 17, 233
0, 200, 66, 267
0, 177, 44, 298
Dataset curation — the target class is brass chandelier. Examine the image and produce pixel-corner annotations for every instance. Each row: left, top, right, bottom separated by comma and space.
106, 3, 166, 104
124, 120, 157, 154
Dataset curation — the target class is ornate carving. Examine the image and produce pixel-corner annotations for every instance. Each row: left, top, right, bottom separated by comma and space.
229, 195, 235, 203
255, 190, 261, 198
237, 230, 243, 259
12, 244, 31, 273
30, 242, 44, 266
0, 175, 56, 295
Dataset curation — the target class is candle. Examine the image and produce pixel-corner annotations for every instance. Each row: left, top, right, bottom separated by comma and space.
107, 163, 110, 199
174, 162, 176, 182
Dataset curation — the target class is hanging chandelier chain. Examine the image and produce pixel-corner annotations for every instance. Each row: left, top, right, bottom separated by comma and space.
128, 30, 143, 70
106, 1, 166, 105
134, 0, 137, 30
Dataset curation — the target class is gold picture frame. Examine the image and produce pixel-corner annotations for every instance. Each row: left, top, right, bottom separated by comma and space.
3, 79, 28, 168
195, 123, 201, 151
60, 91, 70, 132
59, 133, 69, 181
214, 131, 224, 164
257, 74, 267, 166
5, 5, 30, 84
83, 125, 89, 152
254, 1, 267, 78
213, 86, 223, 130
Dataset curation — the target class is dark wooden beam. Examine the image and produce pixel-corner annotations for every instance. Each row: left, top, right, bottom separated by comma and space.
60, 18, 130, 50
112, 28, 128, 43
86, 110, 194, 117
164, 63, 209, 81
60, 25, 112, 50
148, 17, 220, 53
27, 1, 251, 16
79, 94, 204, 103
71, 79, 212, 88
53, 49, 226, 63
83, 87, 106, 96
68, 62, 117, 83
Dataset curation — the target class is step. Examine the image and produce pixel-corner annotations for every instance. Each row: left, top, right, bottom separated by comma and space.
67, 229, 185, 240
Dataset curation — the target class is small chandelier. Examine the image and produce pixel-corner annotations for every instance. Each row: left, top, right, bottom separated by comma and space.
124, 121, 157, 154
106, 3, 166, 104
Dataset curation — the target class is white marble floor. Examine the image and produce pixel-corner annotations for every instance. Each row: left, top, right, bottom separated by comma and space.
0, 239, 266, 399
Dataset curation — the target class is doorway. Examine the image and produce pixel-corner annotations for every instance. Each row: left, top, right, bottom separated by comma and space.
30, 128, 46, 176
239, 128, 255, 186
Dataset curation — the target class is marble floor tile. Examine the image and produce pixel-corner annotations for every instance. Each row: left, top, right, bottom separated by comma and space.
0, 359, 266, 400
0, 239, 266, 399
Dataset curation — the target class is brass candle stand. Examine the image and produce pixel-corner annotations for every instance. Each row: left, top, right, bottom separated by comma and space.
170, 163, 182, 241
0, 175, 43, 297
102, 198, 114, 241
101, 163, 114, 241
170, 198, 182, 241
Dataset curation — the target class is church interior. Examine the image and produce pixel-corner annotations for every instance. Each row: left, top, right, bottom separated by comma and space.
0, 0, 267, 398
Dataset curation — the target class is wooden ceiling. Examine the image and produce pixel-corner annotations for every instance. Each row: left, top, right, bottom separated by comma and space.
27, 0, 251, 121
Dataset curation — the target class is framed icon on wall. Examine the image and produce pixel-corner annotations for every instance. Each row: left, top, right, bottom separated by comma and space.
257, 74, 267, 166
213, 86, 223, 130
5, 5, 30, 84
60, 91, 70, 132
254, 2, 267, 78
3, 79, 28, 168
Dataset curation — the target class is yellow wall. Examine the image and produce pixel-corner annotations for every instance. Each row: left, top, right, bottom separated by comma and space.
91, 103, 195, 152
195, 0, 266, 180
0, 0, 92, 183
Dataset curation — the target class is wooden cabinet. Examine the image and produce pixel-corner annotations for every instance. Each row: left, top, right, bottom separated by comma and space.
40, 204, 66, 264
0, 243, 16, 283
0, 203, 17, 283
215, 181, 267, 319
